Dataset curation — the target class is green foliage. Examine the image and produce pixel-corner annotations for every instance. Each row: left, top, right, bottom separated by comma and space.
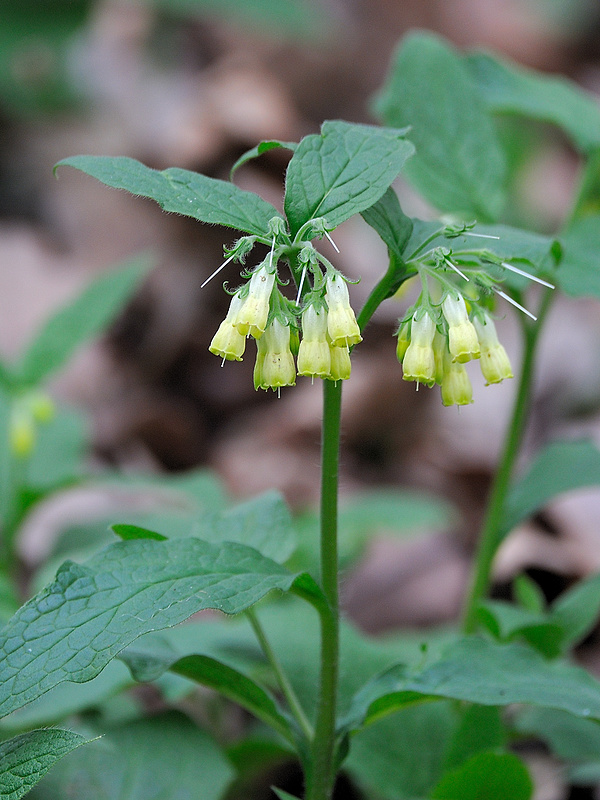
0, 728, 90, 800
558, 216, 600, 298
431, 751, 533, 800
374, 31, 507, 220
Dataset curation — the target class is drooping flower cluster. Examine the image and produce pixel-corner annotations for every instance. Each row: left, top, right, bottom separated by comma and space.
207, 218, 362, 392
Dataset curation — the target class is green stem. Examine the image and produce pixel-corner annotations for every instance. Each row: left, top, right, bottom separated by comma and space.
305, 379, 342, 800
357, 256, 410, 333
462, 288, 553, 633
246, 608, 314, 741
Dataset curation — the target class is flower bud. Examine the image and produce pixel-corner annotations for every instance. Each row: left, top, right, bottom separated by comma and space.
298, 305, 331, 378
254, 319, 296, 391
209, 293, 247, 361
441, 349, 473, 406
325, 274, 362, 348
401, 311, 436, 387
9, 405, 35, 458
473, 315, 513, 385
396, 320, 411, 362
235, 265, 276, 338
442, 293, 480, 363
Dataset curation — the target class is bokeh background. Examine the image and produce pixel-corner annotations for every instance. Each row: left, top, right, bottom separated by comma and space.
2, 0, 600, 644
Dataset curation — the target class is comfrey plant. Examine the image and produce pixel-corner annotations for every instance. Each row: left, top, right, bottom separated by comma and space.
5, 30, 600, 800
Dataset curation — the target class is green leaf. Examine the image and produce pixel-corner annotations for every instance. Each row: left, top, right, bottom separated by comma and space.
341, 636, 600, 734
431, 751, 533, 800
360, 187, 414, 260
374, 31, 506, 220
550, 573, 600, 650
516, 706, 600, 764
272, 790, 301, 800
30, 712, 234, 800
230, 139, 297, 179
25, 407, 87, 491
17, 254, 154, 386
284, 120, 414, 237
346, 701, 457, 800
514, 574, 546, 614
55, 155, 282, 236
557, 216, 600, 299
0, 538, 323, 719
465, 51, 600, 154
502, 440, 600, 537
477, 600, 564, 658
0, 729, 90, 800
111, 524, 168, 542
194, 490, 297, 563
0, 660, 132, 733
119, 641, 295, 743
444, 705, 505, 772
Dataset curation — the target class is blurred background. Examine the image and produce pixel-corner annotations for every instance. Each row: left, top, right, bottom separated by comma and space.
2, 0, 600, 633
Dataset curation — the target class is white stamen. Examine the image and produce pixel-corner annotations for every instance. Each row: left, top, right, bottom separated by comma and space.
496, 289, 537, 320
325, 231, 340, 253
269, 235, 276, 269
443, 256, 470, 282
464, 232, 501, 240
221, 358, 226, 367
296, 264, 307, 304
201, 252, 236, 288
501, 262, 555, 289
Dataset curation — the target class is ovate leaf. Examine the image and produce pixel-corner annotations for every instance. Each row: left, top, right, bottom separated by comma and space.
431, 751, 533, 800
0, 729, 89, 800
466, 51, 600, 154
360, 187, 414, 260
230, 139, 297, 179
284, 120, 414, 236
18, 254, 154, 386
550, 573, 600, 650
55, 155, 282, 236
502, 440, 600, 537
374, 31, 506, 220
0, 538, 323, 718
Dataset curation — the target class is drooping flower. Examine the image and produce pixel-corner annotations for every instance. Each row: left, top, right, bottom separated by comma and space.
442, 293, 480, 363
396, 319, 411, 362
209, 293, 247, 361
440, 348, 473, 406
253, 319, 296, 391
235, 264, 276, 339
328, 343, 351, 382
297, 304, 331, 378
473, 314, 513, 385
401, 311, 436, 387
325, 274, 362, 348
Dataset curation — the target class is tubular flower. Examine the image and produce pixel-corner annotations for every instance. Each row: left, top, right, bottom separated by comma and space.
401, 311, 436, 387
235, 264, 276, 339
253, 319, 296, 391
473, 315, 513, 385
325, 274, 362, 347
442, 293, 480, 363
297, 305, 331, 378
396, 320, 411, 362
441, 349, 473, 407
432, 330, 446, 385
328, 343, 351, 382
209, 293, 247, 361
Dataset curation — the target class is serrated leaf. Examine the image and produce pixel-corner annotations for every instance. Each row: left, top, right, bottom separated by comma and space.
119, 643, 295, 743
557, 216, 600, 299
431, 751, 533, 800
466, 51, 600, 154
230, 139, 297, 179
374, 31, 506, 220
55, 155, 282, 236
341, 636, 600, 735
0, 538, 324, 719
360, 187, 414, 260
30, 712, 234, 800
502, 440, 600, 537
17, 254, 154, 386
284, 120, 414, 237
0, 729, 90, 800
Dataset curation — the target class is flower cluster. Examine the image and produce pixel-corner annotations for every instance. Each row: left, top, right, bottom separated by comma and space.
207, 220, 362, 393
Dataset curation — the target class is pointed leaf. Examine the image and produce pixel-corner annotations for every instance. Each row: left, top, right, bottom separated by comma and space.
0, 537, 323, 718
360, 187, 414, 260
342, 636, 600, 734
550, 573, 600, 650
119, 642, 295, 743
111, 524, 168, 542
55, 155, 282, 236
466, 51, 600, 154
477, 600, 564, 658
0, 729, 90, 800
230, 139, 297, 179
502, 440, 600, 537
374, 31, 506, 220
32, 712, 234, 800
557, 216, 600, 299
272, 790, 302, 800
284, 119, 414, 236
431, 751, 533, 800
17, 254, 154, 386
